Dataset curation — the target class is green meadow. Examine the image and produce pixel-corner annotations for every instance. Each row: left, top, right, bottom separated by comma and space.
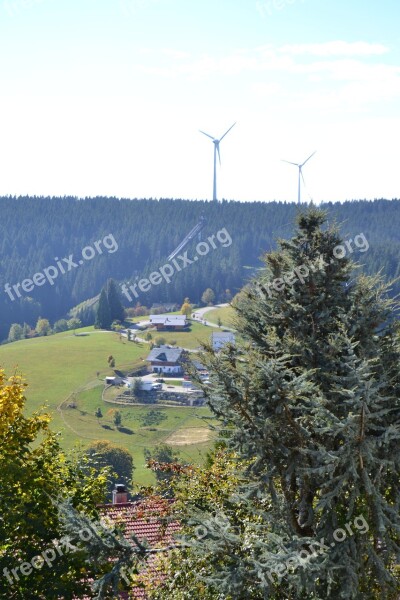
206, 305, 236, 328
0, 326, 216, 486
141, 319, 214, 349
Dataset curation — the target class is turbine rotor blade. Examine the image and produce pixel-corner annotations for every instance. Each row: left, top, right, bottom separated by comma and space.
300, 168, 306, 187
281, 159, 299, 166
219, 121, 236, 142
301, 150, 316, 167
216, 143, 221, 165
199, 130, 215, 140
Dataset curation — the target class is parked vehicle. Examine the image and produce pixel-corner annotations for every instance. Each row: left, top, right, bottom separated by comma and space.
139, 380, 162, 391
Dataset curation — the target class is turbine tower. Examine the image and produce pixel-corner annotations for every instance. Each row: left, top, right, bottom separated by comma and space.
199, 122, 236, 201
282, 151, 316, 205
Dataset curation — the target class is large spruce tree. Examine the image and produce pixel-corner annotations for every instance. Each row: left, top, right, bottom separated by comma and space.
95, 279, 124, 330
106, 278, 125, 323
95, 288, 112, 329
173, 210, 400, 599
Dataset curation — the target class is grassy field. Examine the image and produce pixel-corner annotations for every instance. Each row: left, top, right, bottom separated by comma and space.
0, 324, 217, 486
206, 305, 236, 329
143, 320, 213, 349
63, 384, 214, 484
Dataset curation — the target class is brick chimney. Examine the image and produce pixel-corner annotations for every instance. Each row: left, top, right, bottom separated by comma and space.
112, 483, 129, 504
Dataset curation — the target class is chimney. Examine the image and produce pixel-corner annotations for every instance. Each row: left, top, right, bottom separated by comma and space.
112, 483, 129, 504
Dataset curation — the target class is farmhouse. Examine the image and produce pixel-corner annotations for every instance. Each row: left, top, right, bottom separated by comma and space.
149, 314, 188, 331
211, 331, 235, 351
146, 345, 186, 374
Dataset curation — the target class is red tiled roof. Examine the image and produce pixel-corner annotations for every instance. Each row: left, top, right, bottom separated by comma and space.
99, 497, 180, 599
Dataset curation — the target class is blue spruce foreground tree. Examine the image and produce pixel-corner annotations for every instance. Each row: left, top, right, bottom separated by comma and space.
155, 210, 400, 599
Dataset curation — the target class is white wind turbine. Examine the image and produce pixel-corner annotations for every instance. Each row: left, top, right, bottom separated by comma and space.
282, 151, 316, 204
199, 122, 236, 201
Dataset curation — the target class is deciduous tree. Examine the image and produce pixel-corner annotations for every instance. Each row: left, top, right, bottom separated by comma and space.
35, 317, 51, 336
201, 288, 215, 306
8, 323, 23, 342
86, 440, 134, 496
0, 369, 108, 599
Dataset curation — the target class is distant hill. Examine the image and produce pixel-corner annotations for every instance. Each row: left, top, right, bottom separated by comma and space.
1, 196, 400, 341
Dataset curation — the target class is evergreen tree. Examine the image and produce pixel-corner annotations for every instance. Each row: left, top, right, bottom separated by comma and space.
113, 411, 122, 428
173, 210, 400, 599
22, 322, 31, 338
95, 289, 112, 329
106, 278, 125, 323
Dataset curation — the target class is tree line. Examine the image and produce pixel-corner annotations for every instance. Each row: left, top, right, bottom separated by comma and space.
1, 195, 400, 342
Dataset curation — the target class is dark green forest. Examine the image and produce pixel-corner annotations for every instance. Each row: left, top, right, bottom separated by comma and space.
1, 196, 399, 342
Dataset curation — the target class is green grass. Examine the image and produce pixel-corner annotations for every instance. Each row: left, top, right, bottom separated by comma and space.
63, 385, 214, 485
0, 326, 216, 486
0, 327, 146, 416
206, 306, 236, 329
143, 320, 213, 349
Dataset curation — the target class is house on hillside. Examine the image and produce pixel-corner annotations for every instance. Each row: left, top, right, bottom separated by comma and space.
146, 345, 186, 374
190, 359, 209, 380
211, 331, 235, 351
88, 484, 180, 599
149, 315, 188, 331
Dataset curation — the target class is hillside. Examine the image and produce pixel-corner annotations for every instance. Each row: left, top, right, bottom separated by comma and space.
1, 197, 400, 342
0, 325, 216, 485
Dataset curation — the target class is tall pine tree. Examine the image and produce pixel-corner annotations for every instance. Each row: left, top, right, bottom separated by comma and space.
95, 289, 111, 330
162, 209, 400, 599
95, 279, 124, 329
106, 278, 125, 323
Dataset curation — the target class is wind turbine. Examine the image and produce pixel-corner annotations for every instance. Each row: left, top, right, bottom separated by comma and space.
199, 122, 236, 201
282, 151, 316, 205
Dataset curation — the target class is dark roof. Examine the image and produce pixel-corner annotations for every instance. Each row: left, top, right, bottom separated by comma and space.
191, 359, 206, 371
211, 331, 235, 341
146, 345, 184, 363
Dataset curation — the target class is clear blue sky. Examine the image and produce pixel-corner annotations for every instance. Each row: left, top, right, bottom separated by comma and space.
1, 0, 399, 202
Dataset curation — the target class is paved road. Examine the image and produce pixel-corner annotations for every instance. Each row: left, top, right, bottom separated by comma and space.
192, 303, 235, 331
